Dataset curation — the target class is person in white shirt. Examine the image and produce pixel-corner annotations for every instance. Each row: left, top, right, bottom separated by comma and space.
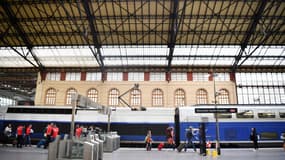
3, 124, 12, 146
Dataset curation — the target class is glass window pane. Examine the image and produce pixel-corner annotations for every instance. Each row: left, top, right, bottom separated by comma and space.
107, 72, 123, 81
150, 72, 165, 81
279, 111, 285, 118
258, 111, 276, 118
196, 89, 208, 104
237, 110, 254, 118
130, 89, 141, 106
109, 89, 119, 106
215, 113, 232, 119
175, 89, 186, 107
128, 72, 144, 81
171, 72, 187, 81
193, 73, 209, 81
217, 89, 230, 104
66, 88, 77, 105
87, 88, 98, 103
215, 73, 230, 81
45, 88, 56, 105
86, 72, 101, 81
152, 89, 164, 107
46, 72, 61, 81
66, 72, 81, 81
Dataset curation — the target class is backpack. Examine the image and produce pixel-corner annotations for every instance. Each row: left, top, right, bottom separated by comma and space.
186, 129, 193, 139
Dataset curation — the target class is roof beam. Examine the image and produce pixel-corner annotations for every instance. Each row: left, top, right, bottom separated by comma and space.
0, 38, 39, 68
82, 0, 105, 72
102, 55, 285, 59
59, 1, 104, 71
232, 0, 267, 72
167, 0, 187, 72
0, 0, 44, 71
167, 0, 179, 72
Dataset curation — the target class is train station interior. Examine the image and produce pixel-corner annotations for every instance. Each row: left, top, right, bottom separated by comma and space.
0, 0, 285, 160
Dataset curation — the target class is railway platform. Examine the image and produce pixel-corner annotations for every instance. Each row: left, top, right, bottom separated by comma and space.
0, 146, 284, 160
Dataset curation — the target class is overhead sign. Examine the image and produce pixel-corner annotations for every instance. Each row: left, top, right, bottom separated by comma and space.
195, 108, 237, 113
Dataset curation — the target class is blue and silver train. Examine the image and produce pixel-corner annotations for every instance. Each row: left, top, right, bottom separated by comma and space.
0, 104, 284, 147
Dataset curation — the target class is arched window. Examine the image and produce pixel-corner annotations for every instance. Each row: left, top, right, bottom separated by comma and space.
108, 88, 119, 106
130, 89, 141, 106
66, 88, 77, 105
174, 88, 186, 107
152, 88, 163, 107
196, 89, 208, 104
45, 88, 56, 105
217, 89, 230, 104
87, 88, 98, 103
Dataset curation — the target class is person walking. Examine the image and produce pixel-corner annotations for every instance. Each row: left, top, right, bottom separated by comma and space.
184, 126, 196, 152
250, 127, 258, 151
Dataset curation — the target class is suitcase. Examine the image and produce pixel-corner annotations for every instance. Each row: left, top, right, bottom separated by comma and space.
158, 143, 164, 151
177, 143, 185, 152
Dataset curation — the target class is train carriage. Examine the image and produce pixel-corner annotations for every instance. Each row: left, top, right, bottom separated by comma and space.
178, 104, 285, 147
0, 104, 284, 147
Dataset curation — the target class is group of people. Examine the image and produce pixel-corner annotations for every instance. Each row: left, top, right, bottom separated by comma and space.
75, 124, 102, 139
37, 122, 60, 149
2, 123, 60, 149
144, 127, 176, 151
3, 123, 260, 151
144, 126, 260, 152
2, 123, 33, 148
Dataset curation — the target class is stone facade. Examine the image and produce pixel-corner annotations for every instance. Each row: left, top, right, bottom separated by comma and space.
34, 72, 237, 107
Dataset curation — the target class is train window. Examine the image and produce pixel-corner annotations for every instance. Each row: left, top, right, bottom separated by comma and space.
7, 107, 72, 114
215, 113, 232, 119
260, 132, 278, 140
236, 110, 254, 118
258, 111, 276, 118
279, 112, 285, 118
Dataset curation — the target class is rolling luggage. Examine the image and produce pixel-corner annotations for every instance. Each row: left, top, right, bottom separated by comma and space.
158, 143, 164, 151
177, 143, 185, 152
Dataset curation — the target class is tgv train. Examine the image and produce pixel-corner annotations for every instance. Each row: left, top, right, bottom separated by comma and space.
0, 104, 284, 147
177, 104, 285, 147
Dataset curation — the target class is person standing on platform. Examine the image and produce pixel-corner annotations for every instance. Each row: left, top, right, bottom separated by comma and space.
44, 122, 54, 149
250, 127, 258, 151
166, 126, 175, 150
52, 124, 59, 141
16, 125, 25, 148
25, 124, 33, 147
75, 124, 83, 139
184, 126, 196, 152
145, 130, 153, 151
37, 125, 49, 148
3, 124, 12, 146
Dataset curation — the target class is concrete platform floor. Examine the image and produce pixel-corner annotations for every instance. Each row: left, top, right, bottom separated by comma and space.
0, 146, 284, 160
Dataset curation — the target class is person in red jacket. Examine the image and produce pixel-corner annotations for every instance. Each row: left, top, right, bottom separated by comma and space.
16, 125, 25, 148
75, 124, 82, 139
52, 124, 59, 141
25, 124, 33, 147
44, 122, 54, 149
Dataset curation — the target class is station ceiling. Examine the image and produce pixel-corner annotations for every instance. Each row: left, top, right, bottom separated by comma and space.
0, 0, 284, 101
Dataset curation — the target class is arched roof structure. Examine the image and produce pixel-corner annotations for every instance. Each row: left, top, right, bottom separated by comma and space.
0, 0, 284, 100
